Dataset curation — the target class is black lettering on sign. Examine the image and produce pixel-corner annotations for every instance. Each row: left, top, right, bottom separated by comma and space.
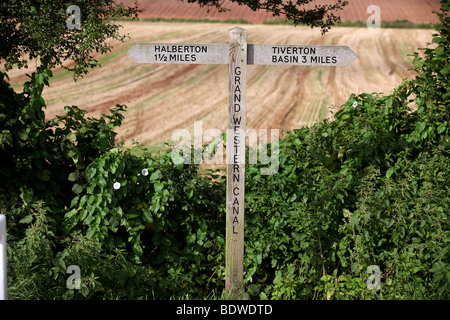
272, 55, 299, 63
271, 55, 308, 63
232, 116, 241, 125
310, 56, 338, 64
154, 53, 168, 62
231, 65, 243, 236
168, 54, 196, 62
153, 45, 207, 61
156, 45, 207, 53
272, 46, 316, 55
269, 45, 349, 65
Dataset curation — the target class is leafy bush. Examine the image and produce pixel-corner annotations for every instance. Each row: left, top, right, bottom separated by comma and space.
242, 3, 449, 299
63, 146, 226, 298
244, 92, 449, 299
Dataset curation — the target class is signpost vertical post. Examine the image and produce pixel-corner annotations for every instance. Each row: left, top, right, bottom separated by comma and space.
226, 27, 247, 298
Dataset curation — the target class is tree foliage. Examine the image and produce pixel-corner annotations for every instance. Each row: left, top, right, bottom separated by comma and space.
185, 0, 348, 33
0, 0, 141, 79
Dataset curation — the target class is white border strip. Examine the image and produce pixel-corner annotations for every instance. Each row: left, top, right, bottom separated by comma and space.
0, 215, 7, 300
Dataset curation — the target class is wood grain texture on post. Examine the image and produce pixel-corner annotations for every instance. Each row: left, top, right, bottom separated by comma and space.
225, 27, 247, 298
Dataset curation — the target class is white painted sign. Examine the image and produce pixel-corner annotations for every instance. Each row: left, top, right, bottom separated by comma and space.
0, 215, 6, 300
128, 43, 357, 66
248, 44, 357, 66
128, 43, 228, 64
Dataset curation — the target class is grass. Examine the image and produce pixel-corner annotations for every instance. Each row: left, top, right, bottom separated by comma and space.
118, 17, 252, 25
263, 18, 440, 29
119, 16, 439, 29
129, 141, 168, 157
115, 10, 443, 29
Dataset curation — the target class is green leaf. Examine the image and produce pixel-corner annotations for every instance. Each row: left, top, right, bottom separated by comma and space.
67, 149, 76, 158
440, 66, 450, 75
154, 181, 165, 192
79, 126, 89, 134
19, 215, 33, 224
143, 210, 153, 224
326, 288, 335, 300
416, 122, 426, 133
38, 170, 51, 181
338, 275, 351, 282
413, 57, 423, 69
150, 170, 162, 181
68, 172, 79, 181
67, 132, 77, 142
72, 183, 84, 194
43, 69, 53, 78
18, 129, 29, 141
437, 122, 447, 134
70, 196, 79, 209
203, 240, 213, 248
386, 168, 395, 178
248, 284, 260, 296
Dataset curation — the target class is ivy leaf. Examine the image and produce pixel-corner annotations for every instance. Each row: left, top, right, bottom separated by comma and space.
72, 183, 84, 194
150, 170, 162, 182
68, 172, 79, 181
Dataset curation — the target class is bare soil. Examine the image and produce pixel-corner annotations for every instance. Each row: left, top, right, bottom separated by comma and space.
119, 0, 442, 24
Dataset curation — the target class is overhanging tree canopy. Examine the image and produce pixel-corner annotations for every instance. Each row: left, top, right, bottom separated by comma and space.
185, 0, 348, 32
0, 0, 141, 79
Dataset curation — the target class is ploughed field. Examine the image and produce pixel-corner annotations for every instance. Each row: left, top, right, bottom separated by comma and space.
6, 21, 435, 147
119, 0, 442, 24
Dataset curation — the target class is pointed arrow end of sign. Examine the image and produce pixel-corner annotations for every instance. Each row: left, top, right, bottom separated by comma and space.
348, 47, 358, 65
336, 47, 358, 66
127, 44, 143, 63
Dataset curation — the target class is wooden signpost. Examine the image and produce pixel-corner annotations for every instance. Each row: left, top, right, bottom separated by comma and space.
128, 27, 357, 298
